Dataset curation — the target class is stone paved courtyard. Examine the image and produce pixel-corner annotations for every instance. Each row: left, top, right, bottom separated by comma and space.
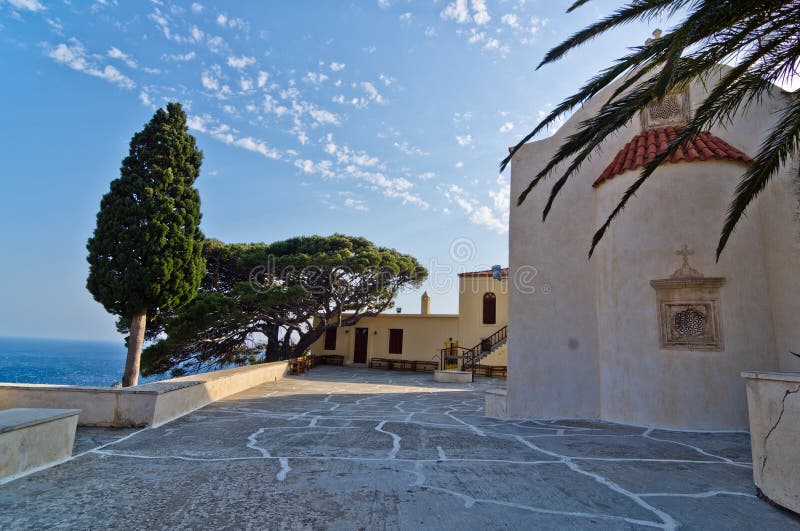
1, 366, 799, 530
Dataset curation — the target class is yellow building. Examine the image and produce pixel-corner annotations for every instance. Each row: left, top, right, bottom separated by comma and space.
310, 267, 508, 369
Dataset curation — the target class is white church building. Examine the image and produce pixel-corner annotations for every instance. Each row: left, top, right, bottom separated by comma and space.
497, 67, 800, 430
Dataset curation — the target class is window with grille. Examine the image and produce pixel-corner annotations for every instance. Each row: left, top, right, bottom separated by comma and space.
388, 329, 403, 354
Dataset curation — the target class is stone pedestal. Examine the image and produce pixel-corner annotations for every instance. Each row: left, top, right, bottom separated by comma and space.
485, 388, 508, 418
742, 371, 800, 514
434, 370, 472, 383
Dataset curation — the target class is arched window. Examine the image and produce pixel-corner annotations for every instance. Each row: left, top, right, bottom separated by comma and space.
482, 292, 496, 325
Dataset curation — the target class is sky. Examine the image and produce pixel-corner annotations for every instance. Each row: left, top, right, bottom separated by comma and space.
0, 0, 661, 341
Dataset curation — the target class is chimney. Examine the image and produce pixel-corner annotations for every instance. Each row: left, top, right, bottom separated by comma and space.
421, 291, 430, 315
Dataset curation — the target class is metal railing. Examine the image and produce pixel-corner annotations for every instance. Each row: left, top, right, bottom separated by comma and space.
439, 325, 508, 375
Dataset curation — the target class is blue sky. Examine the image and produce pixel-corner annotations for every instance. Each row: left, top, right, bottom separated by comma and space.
0, 0, 659, 341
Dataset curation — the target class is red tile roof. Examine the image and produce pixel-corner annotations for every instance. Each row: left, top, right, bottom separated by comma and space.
593, 127, 752, 188
458, 268, 509, 277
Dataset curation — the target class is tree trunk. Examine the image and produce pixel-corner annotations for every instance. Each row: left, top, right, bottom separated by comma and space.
123, 310, 147, 387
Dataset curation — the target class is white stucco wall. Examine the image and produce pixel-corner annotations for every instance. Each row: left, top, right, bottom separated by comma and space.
595, 161, 777, 429
506, 67, 799, 429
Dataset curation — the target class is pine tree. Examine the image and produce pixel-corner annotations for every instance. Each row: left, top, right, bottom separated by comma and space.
87, 102, 205, 386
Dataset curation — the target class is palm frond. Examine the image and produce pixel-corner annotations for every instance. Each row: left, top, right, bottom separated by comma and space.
717, 94, 800, 259
505, 0, 800, 258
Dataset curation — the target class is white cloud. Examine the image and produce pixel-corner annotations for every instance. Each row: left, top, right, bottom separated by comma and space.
8, 0, 45, 11
295, 158, 335, 178
188, 114, 281, 160
393, 141, 429, 157
499, 122, 514, 133
472, 0, 490, 25
162, 51, 196, 62
47, 39, 135, 89
148, 8, 205, 44
262, 94, 288, 116
216, 13, 248, 31
417, 171, 436, 180
329, 62, 346, 72
424, 26, 437, 38
453, 111, 472, 125
455, 134, 473, 146
305, 71, 329, 85
324, 133, 379, 166
207, 35, 226, 53
200, 69, 232, 98
399, 12, 413, 22
308, 106, 339, 125
257, 70, 269, 87
377, 0, 391, 8
444, 180, 508, 233
226, 55, 255, 70
191, 3, 203, 13
201, 70, 219, 91
470, 205, 506, 233
455, 161, 464, 169
360, 81, 384, 104
190, 26, 204, 42
441, 0, 470, 24
107, 47, 137, 69
501, 13, 519, 28
343, 196, 368, 211
139, 89, 155, 109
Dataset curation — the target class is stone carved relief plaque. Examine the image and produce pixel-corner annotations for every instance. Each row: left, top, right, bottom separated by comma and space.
650, 245, 725, 351
640, 89, 691, 130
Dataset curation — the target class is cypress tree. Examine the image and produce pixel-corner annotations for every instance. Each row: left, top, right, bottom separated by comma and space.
87, 102, 205, 386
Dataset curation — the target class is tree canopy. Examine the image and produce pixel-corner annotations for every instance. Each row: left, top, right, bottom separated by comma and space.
141, 234, 427, 377
503, 0, 800, 259
87, 102, 205, 385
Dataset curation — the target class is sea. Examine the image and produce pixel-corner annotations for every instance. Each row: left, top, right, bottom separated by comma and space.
0, 336, 165, 387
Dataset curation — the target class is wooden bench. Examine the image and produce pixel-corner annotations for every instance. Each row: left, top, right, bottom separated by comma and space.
368, 358, 438, 372
368, 358, 391, 369
0, 408, 80, 481
414, 361, 438, 373
474, 365, 507, 378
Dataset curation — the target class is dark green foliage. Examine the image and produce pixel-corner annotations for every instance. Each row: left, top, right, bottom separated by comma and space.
503, 0, 800, 260
141, 234, 427, 377
87, 102, 205, 320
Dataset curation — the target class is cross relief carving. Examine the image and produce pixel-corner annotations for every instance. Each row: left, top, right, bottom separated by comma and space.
651, 244, 726, 351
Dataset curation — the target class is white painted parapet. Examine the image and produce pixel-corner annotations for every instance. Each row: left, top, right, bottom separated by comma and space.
0, 408, 79, 483
0, 361, 289, 428
742, 371, 800, 514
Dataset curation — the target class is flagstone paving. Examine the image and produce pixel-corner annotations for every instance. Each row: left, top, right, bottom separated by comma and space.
2, 366, 799, 529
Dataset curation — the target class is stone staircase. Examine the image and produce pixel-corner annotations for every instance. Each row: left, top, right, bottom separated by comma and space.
462, 325, 507, 370
478, 342, 507, 366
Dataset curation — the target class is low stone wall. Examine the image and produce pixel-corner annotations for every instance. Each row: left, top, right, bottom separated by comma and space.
0, 408, 79, 483
742, 371, 800, 514
0, 361, 289, 428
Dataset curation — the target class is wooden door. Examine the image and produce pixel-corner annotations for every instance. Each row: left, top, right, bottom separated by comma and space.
354, 328, 368, 363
